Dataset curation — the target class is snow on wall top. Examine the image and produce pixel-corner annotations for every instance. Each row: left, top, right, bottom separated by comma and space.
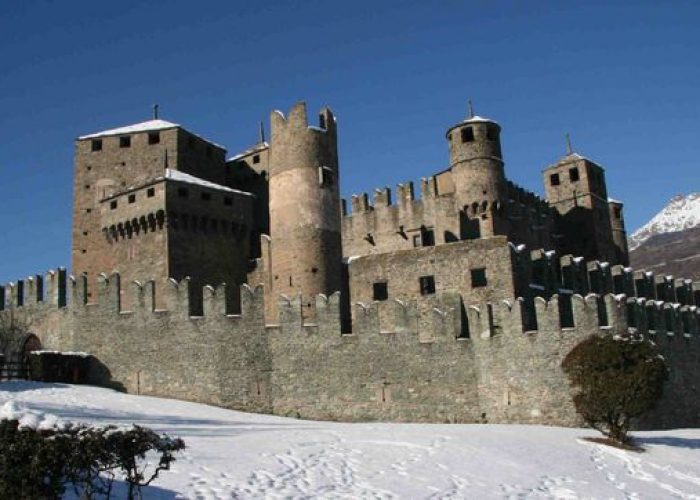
78, 119, 180, 139
629, 192, 700, 250
165, 169, 254, 197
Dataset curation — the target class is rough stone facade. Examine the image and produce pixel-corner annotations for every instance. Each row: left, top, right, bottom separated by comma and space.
3, 99, 698, 428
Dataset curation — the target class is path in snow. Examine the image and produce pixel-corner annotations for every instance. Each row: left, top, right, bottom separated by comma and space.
1, 382, 699, 499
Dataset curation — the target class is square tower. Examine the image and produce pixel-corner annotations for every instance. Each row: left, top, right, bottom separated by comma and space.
72, 119, 255, 310
543, 153, 621, 263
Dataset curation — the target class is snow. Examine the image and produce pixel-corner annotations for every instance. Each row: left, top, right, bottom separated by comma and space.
30, 350, 90, 357
629, 193, 700, 250
227, 142, 269, 162
78, 119, 179, 139
1, 382, 700, 499
78, 119, 226, 150
164, 169, 254, 197
0, 400, 67, 431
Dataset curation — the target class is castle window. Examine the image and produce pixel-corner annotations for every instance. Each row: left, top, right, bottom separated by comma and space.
419, 276, 436, 295
148, 132, 160, 145
569, 167, 579, 182
373, 282, 388, 301
550, 173, 560, 186
110, 200, 117, 210
253, 154, 260, 164
486, 126, 498, 141
461, 127, 474, 143
84, 184, 90, 190
128, 194, 136, 204
412, 234, 421, 247
319, 166, 334, 188
91, 139, 102, 152
86, 208, 92, 213
471, 268, 488, 288
224, 197, 233, 206
421, 227, 435, 247
614, 206, 622, 219
119, 136, 131, 148
178, 188, 188, 198
147, 187, 155, 198
201, 192, 211, 201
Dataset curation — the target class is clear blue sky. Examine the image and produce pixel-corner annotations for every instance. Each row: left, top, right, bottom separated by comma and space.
1, 0, 698, 283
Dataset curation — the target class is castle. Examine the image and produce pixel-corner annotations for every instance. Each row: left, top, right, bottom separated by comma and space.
1, 101, 698, 428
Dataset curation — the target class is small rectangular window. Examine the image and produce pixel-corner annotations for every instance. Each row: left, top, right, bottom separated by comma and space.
419, 276, 436, 295
319, 166, 334, 187
614, 206, 622, 219
253, 154, 260, 164
91, 139, 102, 151
486, 126, 498, 141
412, 234, 421, 247
110, 200, 117, 210
569, 167, 579, 182
201, 192, 211, 201
373, 282, 388, 301
421, 228, 435, 247
178, 188, 188, 198
128, 194, 136, 204
119, 136, 131, 148
461, 127, 475, 143
148, 132, 160, 145
471, 268, 488, 288
147, 187, 155, 198
550, 173, 560, 186
224, 197, 233, 206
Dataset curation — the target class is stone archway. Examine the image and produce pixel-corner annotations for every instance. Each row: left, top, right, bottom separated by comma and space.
19, 333, 42, 379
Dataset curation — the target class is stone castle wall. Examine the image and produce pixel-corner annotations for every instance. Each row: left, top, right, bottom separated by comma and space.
2, 264, 699, 428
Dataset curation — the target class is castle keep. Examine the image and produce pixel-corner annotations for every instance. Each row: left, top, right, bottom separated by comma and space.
2, 101, 699, 428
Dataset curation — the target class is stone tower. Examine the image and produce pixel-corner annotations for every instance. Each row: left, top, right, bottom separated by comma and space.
608, 199, 629, 266
445, 108, 506, 237
268, 102, 342, 317
543, 149, 622, 264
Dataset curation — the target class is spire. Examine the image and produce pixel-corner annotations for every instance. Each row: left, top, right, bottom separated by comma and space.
467, 99, 475, 119
565, 133, 573, 155
153, 104, 159, 120
259, 121, 266, 144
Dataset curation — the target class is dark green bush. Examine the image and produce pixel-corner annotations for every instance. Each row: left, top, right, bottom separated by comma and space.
562, 334, 668, 444
0, 417, 184, 499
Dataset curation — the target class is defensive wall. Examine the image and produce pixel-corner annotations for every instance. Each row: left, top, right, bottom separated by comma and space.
341, 178, 557, 259
1, 259, 699, 428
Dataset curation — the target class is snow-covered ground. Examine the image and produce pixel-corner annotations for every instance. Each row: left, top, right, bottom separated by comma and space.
1, 382, 699, 499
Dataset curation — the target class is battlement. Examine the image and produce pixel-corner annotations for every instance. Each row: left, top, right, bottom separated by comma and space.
270, 102, 336, 137
509, 243, 700, 307
4, 268, 698, 345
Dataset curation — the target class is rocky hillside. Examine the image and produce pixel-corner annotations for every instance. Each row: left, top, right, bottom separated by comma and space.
629, 193, 700, 280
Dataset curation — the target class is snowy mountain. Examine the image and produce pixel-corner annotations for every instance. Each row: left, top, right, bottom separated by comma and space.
2, 382, 700, 499
629, 192, 700, 251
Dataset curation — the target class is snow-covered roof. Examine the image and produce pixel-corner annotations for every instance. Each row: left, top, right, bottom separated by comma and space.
461, 115, 498, 125
78, 119, 226, 150
608, 197, 623, 204
165, 169, 254, 197
78, 119, 180, 139
227, 142, 269, 162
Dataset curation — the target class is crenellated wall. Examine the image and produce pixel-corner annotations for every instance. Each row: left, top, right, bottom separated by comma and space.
2, 263, 699, 428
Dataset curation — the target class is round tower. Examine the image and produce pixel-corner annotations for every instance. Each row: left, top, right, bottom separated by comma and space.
445, 107, 506, 211
268, 102, 342, 317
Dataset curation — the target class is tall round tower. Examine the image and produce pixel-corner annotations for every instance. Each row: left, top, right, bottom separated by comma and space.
268, 102, 342, 317
446, 107, 506, 213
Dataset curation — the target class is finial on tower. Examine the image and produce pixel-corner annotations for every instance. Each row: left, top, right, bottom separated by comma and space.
259, 121, 266, 143
468, 99, 475, 118
565, 133, 573, 155
153, 104, 159, 120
